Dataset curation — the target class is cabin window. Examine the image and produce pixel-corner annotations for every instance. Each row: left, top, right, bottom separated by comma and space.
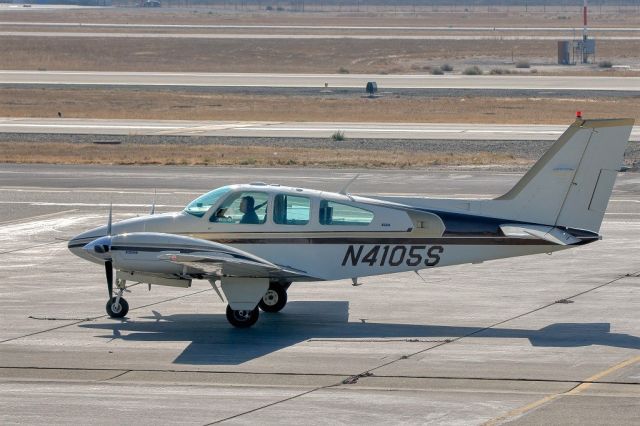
273, 194, 310, 225
184, 186, 231, 218
210, 191, 268, 224
319, 200, 374, 226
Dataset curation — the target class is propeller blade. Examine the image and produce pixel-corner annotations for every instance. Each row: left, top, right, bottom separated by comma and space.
150, 189, 157, 215
105, 260, 113, 299
107, 203, 113, 236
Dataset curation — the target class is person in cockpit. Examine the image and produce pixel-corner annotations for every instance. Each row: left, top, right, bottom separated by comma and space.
240, 196, 260, 224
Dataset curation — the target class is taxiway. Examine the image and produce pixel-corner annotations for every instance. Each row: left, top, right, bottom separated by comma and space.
2, 31, 639, 41
2, 71, 639, 91
2, 22, 639, 32
1, 117, 638, 141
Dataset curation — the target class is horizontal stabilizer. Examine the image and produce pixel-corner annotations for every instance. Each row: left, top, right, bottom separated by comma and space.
500, 224, 582, 245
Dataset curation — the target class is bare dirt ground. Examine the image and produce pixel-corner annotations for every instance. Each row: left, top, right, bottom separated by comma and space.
2, 88, 638, 124
0, 141, 522, 168
1, 36, 637, 74
2, 7, 638, 74
1, 6, 637, 168
3, 7, 639, 28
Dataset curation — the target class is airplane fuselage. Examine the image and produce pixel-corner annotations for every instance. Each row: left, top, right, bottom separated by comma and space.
68, 183, 585, 282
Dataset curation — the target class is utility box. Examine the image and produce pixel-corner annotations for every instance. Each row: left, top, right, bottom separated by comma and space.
365, 81, 378, 96
558, 41, 571, 65
583, 38, 596, 55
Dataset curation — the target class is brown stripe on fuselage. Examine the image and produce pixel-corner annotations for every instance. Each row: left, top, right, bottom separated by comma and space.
181, 233, 559, 246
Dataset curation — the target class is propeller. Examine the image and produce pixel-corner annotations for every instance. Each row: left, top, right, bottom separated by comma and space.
105, 202, 113, 299
105, 260, 113, 299
82, 203, 115, 300
107, 202, 112, 236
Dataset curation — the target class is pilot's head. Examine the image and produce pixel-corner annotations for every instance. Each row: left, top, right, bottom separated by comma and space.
240, 196, 255, 213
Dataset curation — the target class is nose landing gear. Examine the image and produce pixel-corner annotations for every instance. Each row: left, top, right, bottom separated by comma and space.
106, 295, 129, 318
106, 279, 129, 318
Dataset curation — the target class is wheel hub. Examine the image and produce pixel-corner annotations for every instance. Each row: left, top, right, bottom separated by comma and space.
110, 302, 122, 314
262, 289, 279, 306
233, 310, 251, 321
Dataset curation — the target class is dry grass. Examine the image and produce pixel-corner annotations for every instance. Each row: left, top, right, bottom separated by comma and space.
0, 142, 525, 168
2, 88, 638, 125
6, 8, 640, 28
1, 36, 638, 74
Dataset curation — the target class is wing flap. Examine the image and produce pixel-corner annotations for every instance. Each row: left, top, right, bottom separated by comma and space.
158, 252, 278, 277
158, 252, 309, 279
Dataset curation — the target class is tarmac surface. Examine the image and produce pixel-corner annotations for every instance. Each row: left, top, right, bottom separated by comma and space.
3, 22, 639, 32
2, 71, 639, 91
1, 164, 639, 424
1, 117, 638, 141
3, 31, 639, 40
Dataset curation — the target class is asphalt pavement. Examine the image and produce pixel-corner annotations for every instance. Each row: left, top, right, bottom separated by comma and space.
3, 31, 639, 40
0, 164, 638, 424
2, 118, 638, 141
2, 71, 639, 91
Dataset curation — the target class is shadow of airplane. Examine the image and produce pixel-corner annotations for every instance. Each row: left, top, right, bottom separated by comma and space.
79, 301, 640, 365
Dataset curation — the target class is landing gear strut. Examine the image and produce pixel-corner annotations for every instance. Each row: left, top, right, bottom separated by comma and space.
258, 282, 289, 313
226, 305, 259, 328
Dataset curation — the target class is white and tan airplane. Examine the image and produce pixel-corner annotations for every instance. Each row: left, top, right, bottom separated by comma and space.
68, 117, 634, 327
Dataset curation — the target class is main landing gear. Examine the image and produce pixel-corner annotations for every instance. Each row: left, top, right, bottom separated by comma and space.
225, 305, 259, 328
258, 282, 288, 313
225, 282, 290, 328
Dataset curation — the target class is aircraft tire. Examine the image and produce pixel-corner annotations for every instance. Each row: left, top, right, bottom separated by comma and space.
226, 305, 259, 328
258, 284, 288, 313
106, 296, 129, 318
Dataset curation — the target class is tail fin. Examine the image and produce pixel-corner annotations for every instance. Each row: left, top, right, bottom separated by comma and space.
494, 118, 633, 232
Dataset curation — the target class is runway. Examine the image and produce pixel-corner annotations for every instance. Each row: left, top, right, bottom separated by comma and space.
3, 70, 640, 91
3, 30, 639, 40
0, 164, 639, 423
3, 22, 639, 32
3, 117, 639, 141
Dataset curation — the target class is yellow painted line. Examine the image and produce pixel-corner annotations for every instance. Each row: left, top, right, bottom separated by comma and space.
483, 393, 563, 426
566, 354, 640, 395
483, 354, 640, 426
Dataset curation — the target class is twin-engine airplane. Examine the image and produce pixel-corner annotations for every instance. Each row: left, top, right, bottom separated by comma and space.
69, 118, 634, 328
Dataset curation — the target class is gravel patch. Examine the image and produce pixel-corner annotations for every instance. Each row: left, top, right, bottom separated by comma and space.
3, 133, 637, 170
0, 132, 553, 158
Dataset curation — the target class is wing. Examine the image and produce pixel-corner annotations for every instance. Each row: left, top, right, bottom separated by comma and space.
109, 231, 312, 281
158, 251, 310, 280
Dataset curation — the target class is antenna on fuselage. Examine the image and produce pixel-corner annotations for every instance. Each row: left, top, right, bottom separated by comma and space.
339, 174, 360, 195
150, 188, 157, 215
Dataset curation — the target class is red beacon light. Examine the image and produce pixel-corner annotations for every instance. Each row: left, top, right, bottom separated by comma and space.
576, 111, 582, 119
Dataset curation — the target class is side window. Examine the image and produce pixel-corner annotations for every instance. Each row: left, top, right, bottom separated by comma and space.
319, 200, 374, 226
210, 191, 268, 224
273, 194, 310, 225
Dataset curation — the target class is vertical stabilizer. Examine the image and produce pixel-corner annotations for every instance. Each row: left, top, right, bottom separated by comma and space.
493, 118, 633, 232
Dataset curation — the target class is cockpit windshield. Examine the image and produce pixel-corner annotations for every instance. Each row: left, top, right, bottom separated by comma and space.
184, 186, 232, 217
